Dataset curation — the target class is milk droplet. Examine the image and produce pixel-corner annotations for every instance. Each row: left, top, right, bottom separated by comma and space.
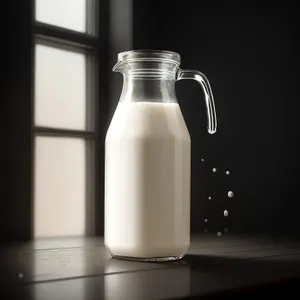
228, 191, 234, 198
204, 219, 208, 223
224, 210, 229, 217
18, 273, 23, 278
208, 196, 212, 200
226, 171, 230, 175
217, 232, 222, 237
212, 168, 217, 172
201, 158, 204, 162
224, 228, 228, 232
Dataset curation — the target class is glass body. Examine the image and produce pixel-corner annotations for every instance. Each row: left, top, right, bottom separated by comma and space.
105, 50, 217, 261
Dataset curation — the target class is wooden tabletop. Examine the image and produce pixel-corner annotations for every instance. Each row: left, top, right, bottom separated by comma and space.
1, 234, 300, 299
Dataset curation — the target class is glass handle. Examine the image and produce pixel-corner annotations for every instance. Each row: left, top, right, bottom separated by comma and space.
176, 69, 217, 134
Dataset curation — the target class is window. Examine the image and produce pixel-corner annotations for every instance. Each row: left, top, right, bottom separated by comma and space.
36, 0, 87, 33
31, 0, 108, 238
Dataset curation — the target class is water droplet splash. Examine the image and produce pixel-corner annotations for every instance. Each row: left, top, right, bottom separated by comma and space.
228, 191, 234, 198
204, 162, 235, 238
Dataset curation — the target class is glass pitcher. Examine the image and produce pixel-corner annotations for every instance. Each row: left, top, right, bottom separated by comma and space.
105, 50, 217, 261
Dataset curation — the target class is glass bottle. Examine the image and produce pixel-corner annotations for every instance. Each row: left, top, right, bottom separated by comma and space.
105, 50, 217, 261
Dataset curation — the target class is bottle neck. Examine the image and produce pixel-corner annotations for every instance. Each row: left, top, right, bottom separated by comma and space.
119, 75, 178, 104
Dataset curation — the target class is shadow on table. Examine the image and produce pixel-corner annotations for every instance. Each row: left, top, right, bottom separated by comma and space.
181, 254, 300, 299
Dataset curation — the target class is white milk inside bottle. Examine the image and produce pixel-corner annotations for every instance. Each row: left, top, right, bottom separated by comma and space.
105, 101, 191, 260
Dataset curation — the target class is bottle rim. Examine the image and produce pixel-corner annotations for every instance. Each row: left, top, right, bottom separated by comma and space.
117, 50, 181, 65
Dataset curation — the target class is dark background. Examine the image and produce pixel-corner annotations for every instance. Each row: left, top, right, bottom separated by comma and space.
131, 0, 300, 235
1, 0, 299, 240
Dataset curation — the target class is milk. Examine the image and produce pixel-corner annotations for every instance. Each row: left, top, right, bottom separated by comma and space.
105, 102, 191, 259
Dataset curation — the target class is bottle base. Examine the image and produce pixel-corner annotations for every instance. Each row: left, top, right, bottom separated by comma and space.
111, 253, 185, 262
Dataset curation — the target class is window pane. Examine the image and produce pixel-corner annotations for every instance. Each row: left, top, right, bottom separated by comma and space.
35, 44, 86, 130
36, 0, 86, 32
34, 137, 86, 238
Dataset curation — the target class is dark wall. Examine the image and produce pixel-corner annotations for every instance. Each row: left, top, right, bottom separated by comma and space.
109, 0, 133, 117
133, 1, 300, 234
1, 1, 32, 240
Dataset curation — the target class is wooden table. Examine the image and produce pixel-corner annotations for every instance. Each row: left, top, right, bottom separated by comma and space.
1, 234, 300, 299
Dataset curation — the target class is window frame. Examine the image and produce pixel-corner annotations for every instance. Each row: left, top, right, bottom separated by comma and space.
29, 0, 109, 238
